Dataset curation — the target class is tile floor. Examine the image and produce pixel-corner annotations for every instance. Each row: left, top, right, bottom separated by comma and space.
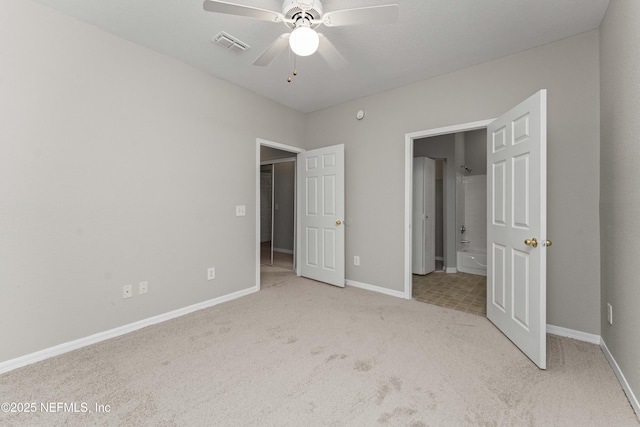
412, 271, 487, 316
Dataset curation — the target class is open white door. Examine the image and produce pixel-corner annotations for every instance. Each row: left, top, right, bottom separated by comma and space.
487, 90, 548, 369
298, 144, 345, 287
412, 157, 436, 274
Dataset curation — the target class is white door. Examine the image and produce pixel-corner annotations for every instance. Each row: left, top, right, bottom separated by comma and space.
412, 157, 436, 274
487, 90, 548, 369
298, 144, 345, 287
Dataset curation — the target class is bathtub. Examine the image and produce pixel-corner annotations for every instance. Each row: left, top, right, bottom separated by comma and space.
457, 249, 487, 276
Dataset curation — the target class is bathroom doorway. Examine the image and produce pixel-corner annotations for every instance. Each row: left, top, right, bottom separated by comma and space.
407, 123, 490, 315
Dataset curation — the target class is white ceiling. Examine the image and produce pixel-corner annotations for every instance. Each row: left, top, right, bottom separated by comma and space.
33, 0, 610, 113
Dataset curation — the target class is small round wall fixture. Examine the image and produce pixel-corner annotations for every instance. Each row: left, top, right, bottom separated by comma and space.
356, 109, 366, 120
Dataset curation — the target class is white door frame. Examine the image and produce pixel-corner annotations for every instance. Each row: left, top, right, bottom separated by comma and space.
404, 120, 494, 299
256, 138, 304, 290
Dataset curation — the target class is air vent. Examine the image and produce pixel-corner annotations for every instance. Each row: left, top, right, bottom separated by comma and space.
211, 32, 250, 54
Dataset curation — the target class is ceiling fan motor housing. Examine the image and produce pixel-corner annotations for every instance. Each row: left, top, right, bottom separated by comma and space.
282, 0, 323, 28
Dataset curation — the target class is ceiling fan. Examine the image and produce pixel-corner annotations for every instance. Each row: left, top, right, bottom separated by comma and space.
202, 0, 399, 68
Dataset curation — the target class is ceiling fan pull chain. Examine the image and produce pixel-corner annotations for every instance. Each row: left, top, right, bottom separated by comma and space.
287, 43, 292, 82
288, 51, 298, 82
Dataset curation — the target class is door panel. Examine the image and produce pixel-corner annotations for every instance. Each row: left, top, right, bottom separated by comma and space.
492, 162, 506, 225
306, 176, 318, 214
412, 157, 436, 275
512, 249, 530, 329
487, 90, 547, 369
323, 229, 336, 270
306, 228, 318, 267
323, 175, 336, 214
492, 243, 506, 311
299, 144, 345, 287
513, 154, 530, 228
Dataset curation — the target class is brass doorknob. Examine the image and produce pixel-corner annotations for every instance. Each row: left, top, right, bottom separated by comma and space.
544, 240, 552, 247
336, 220, 342, 225
524, 238, 538, 248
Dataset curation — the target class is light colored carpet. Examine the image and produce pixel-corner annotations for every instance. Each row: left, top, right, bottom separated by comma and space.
1, 267, 638, 426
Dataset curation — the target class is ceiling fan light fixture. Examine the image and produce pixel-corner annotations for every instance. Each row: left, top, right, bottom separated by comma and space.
289, 26, 319, 56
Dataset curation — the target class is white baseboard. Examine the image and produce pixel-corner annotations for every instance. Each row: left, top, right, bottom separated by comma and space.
0, 286, 259, 375
600, 338, 640, 418
446, 267, 458, 274
546, 324, 601, 344
273, 248, 294, 254
346, 279, 405, 299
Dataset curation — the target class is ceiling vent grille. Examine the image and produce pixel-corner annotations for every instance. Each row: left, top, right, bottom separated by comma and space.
211, 31, 250, 54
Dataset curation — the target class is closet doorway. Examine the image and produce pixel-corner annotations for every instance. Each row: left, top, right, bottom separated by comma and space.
260, 147, 296, 270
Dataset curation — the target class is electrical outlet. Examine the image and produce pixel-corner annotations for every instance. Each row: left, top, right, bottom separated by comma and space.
122, 284, 133, 299
207, 267, 216, 280
139, 281, 148, 295
235, 205, 246, 216
607, 303, 613, 325
354, 256, 360, 266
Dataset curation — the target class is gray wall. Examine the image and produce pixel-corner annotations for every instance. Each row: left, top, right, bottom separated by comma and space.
435, 178, 444, 259
454, 133, 466, 253
305, 30, 601, 334
0, 1, 305, 363
600, 0, 640, 408
464, 129, 487, 176
260, 146, 296, 162
260, 165, 273, 243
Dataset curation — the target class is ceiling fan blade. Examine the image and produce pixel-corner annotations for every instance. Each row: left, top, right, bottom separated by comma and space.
317, 34, 347, 70
322, 4, 399, 27
203, 0, 284, 23
253, 34, 290, 66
